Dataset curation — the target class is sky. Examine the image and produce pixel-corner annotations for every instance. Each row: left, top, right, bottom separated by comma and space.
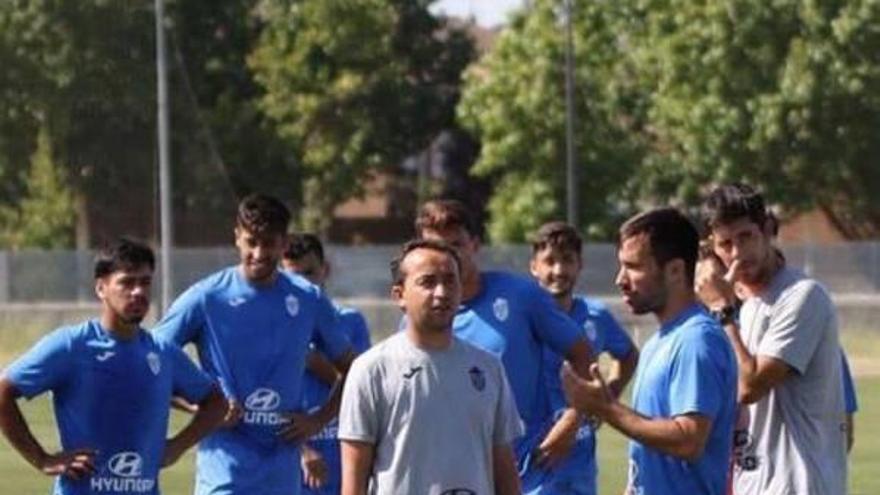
431, 0, 525, 28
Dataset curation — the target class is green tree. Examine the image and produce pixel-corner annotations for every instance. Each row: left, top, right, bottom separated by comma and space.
166, 0, 302, 238
461, 0, 880, 240
457, 0, 643, 242
0, 1, 303, 247
250, 0, 474, 231
621, 0, 880, 236
0, 125, 75, 248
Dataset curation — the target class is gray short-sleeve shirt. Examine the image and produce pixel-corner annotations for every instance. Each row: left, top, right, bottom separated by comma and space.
733, 267, 847, 495
338, 332, 523, 495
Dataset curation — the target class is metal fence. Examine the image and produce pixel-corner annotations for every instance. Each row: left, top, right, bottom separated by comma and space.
3, 242, 880, 303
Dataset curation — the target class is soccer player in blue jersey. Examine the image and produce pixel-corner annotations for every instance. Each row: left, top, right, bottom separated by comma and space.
529, 221, 638, 495
282, 233, 371, 495
561, 208, 737, 495
0, 238, 226, 495
414, 199, 594, 494
154, 195, 355, 495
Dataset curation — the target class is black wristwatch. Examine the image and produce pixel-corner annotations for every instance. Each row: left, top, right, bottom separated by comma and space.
711, 304, 738, 326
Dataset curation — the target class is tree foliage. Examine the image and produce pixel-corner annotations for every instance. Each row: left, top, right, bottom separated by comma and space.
461, 0, 880, 240
0, 1, 304, 247
624, 0, 880, 236
458, 0, 643, 241
250, 0, 474, 231
0, 125, 75, 248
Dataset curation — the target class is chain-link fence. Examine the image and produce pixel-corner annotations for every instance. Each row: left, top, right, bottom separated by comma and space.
4, 242, 880, 303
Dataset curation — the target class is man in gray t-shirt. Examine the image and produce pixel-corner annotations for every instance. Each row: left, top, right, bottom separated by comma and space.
697, 184, 847, 495
338, 239, 523, 495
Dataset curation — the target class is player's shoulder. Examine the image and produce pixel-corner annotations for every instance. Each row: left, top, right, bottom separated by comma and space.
774, 267, 832, 307
575, 295, 611, 315
142, 328, 179, 353
180, 266, 239, 299
47, 320, 97, 349
674, 308, 731, 350
348, 334, 403, 375
482, 270, 543, 298
278, 270, 325, 299
455, 336, 502, 363
335, 304, 365, 319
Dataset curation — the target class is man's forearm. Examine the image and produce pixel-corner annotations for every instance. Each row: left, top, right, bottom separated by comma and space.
541, 408, 580, 448
167, 388, 225, 455
598, 401, 707, 461
313, 351, 355, 426
0, 381, 47, 469
606, 350, 638, 399
492, 444, 521, 495
306, 352, 341, 387
722, 322, 760, 399
341, 440, 373, 495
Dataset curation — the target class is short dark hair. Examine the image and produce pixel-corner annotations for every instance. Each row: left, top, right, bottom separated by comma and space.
94, 238, 155, 279
390, 239, 462, 286
284, 233, 325, 264
236, 194, 291, 236
415, 199, 480, 238
619, 208, 699, 285
531, 221, 582, 257
701, 183, 768, 230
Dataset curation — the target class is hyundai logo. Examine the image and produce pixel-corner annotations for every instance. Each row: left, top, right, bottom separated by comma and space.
108, 452, 143, 478
245, 388, 281, 412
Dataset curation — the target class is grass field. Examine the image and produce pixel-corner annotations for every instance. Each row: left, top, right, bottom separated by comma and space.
0, 328, 877, 494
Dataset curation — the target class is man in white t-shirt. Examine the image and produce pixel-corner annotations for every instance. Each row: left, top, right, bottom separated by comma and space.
338, 239, 523, 495
696, 183, 847, 495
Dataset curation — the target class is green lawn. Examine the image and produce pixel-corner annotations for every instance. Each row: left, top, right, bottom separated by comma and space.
1, 377, 876, 494
0, 329, 876, 494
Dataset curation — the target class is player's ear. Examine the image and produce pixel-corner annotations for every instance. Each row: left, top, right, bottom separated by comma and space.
665, 258, 686, 287
94, 277, 106, 300
390, 283, 405, 311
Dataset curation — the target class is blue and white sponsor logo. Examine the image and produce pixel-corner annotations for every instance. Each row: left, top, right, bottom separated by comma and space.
146, 352, 161, 376
582, 320, 598, 343
90, 452, 155, 493
243, 388, 288, 426
108, 452, 143, 478
492, 297, 509, 322
285, 295, 300, 317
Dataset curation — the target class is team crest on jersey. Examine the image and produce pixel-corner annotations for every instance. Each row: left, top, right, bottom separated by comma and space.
583, 320, 598, 342
146, 352, 161, 375
468, 366, 486, 391
492, 297, 509, 322
285, 295, 300, 317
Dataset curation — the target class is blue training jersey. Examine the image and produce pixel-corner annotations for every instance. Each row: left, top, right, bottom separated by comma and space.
841, 351, 858, 414
541, 296, 635, 493
627, 304, 737, 495
301, 305, 371, 495
3, 320, 213, 495
153, 267, 351, 495
449, 271, 584, 488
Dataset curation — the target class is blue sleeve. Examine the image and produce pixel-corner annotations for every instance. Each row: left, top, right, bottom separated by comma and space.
541, 346, 567, 412
841, 351, 858, 414
168, 345, 215, 404
345, 310, 371, 355
3, 329, 74, 399
668, 328, 729, 419
525, 281, 584, 356
152, 286, 205, 347
312, 293, 351, 361
596, 308, 634, 359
